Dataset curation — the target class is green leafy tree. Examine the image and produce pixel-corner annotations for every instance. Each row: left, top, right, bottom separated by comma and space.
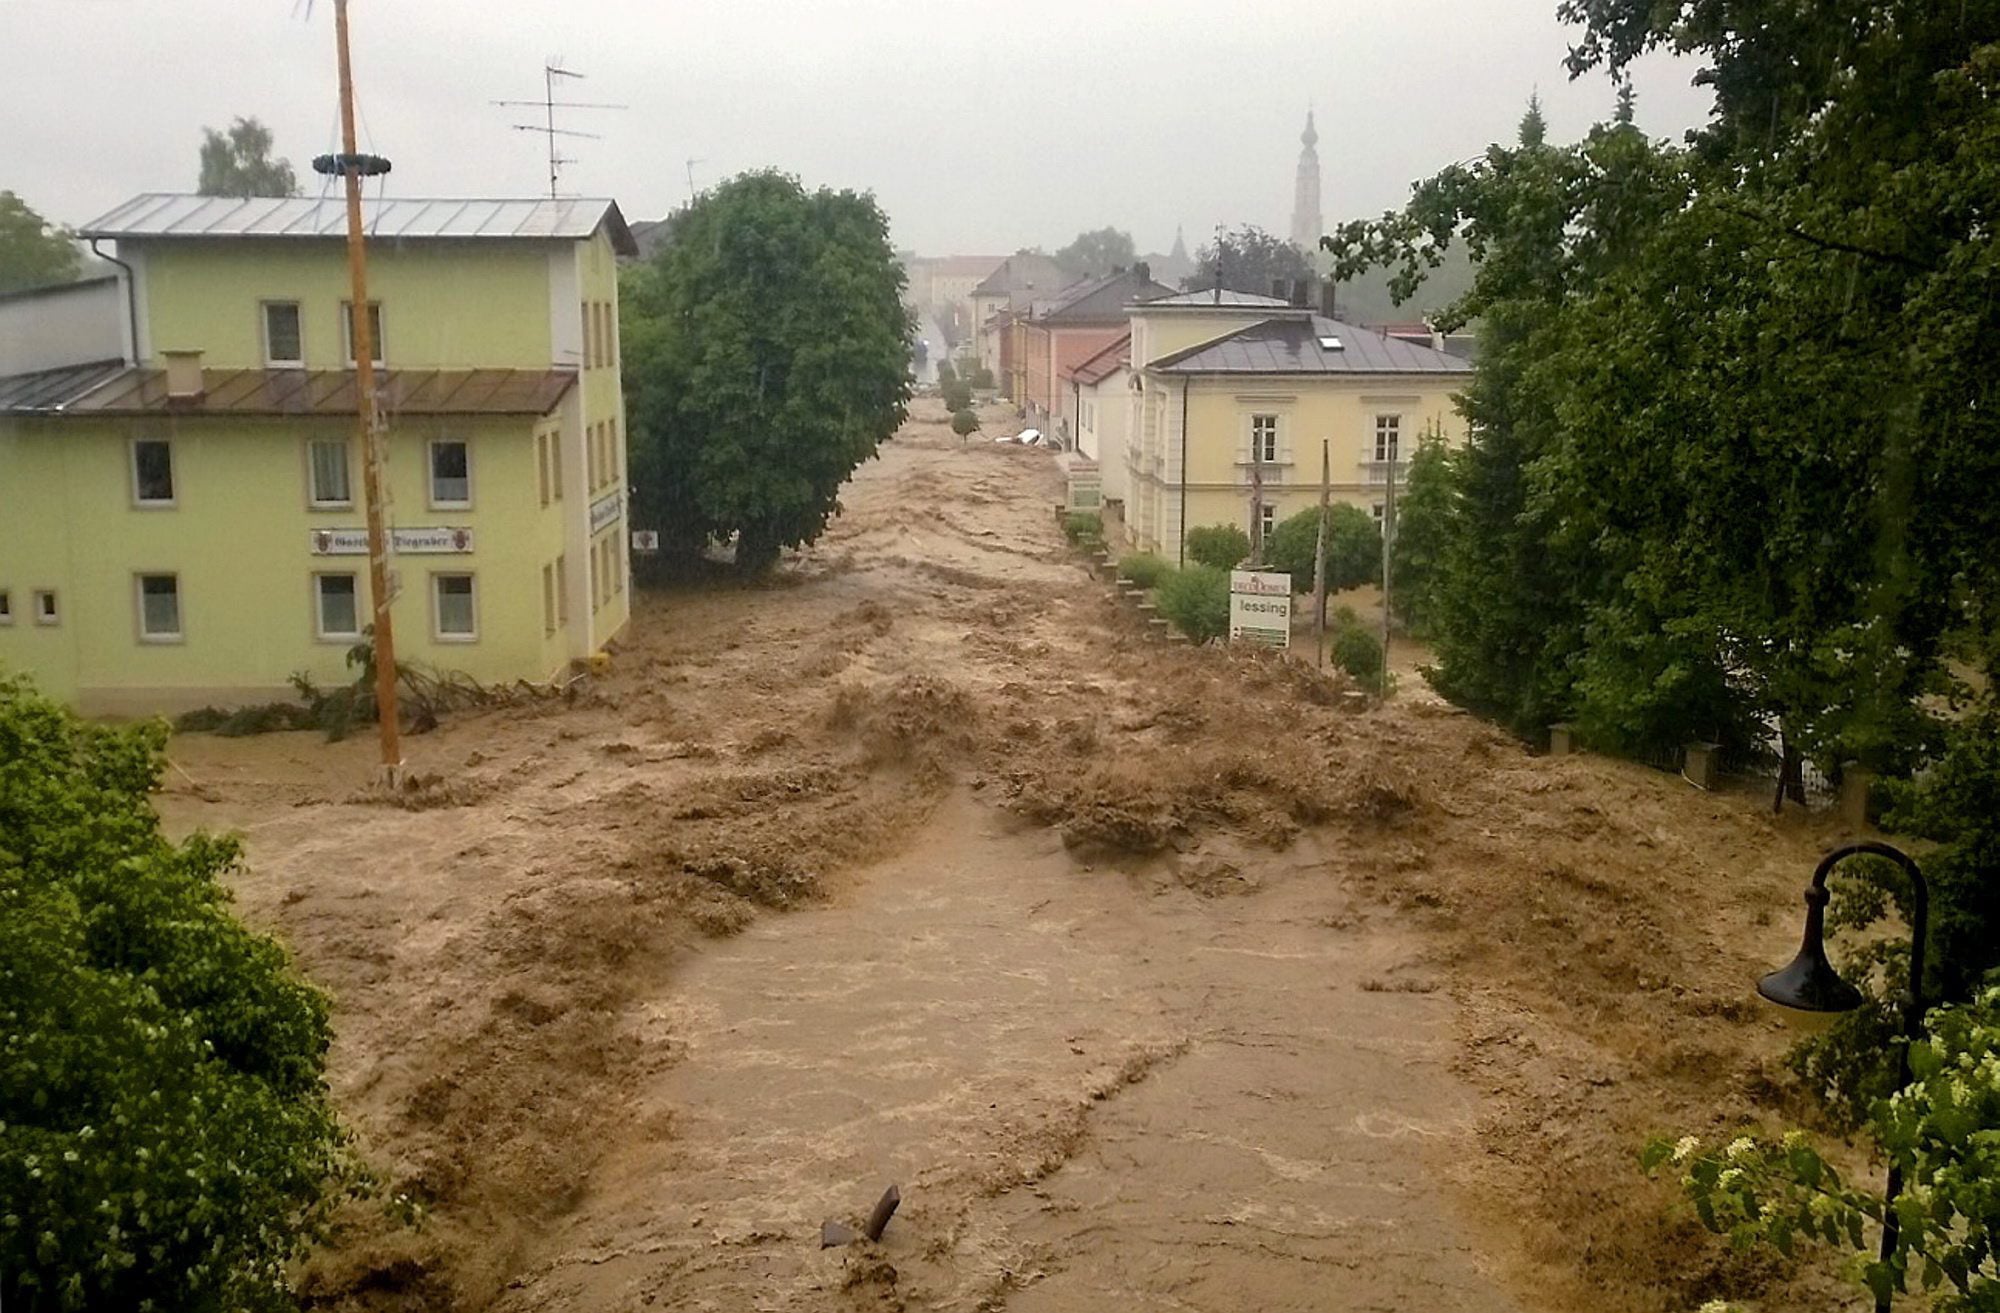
1184, 523, 1249, 571
1053, 227, 1136, 280
951, 407, 979, 439
1154, 565, 1231, 642
0, 192, 80, 294
0, 675, 359, 1311
1263, 504, 1380, 596
1184, 224, 1314, 296
1645, 986, 2000, 1312
1388, 431, 1454, 633
622, 170, 912, 571
197, 117, 299, 198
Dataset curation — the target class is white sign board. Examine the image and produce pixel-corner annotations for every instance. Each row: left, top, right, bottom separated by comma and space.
631, 529, 660, 554
309, 526, 474, 556
1229, 569, 1292, 648
589, 491, 625, 535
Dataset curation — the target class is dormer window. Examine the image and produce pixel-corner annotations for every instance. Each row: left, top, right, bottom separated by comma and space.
263, 301, 304, 367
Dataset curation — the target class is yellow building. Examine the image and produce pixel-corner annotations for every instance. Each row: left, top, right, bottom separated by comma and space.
0, 193, 639, 714
1122, 290, 1474, 562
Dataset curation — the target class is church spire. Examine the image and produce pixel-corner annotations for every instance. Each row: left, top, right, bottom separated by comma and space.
1290, 108, 1323, 253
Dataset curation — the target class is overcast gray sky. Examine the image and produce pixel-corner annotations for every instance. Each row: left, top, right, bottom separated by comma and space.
3, 0, 1713, 255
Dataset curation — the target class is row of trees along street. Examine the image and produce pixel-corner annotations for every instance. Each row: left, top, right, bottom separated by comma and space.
1324, 2, 1999, 1305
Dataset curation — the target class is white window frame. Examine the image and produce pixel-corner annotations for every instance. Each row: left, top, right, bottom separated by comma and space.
130, 437, 176, 508
135, 573, 182, 643
431, 572, 478, 642
32, 589, 58, 626
555, 553, 568, 624
427, 438, 472, 510
305, 437, 355, 509
313, 572, 362, 642
341, 300, 385, 368
1374, 413, 1402, 464
1250, 414, 1279, 465
1258, 501, 1277, 541
1371, 502, 1386, 524
262, 300, 304, 368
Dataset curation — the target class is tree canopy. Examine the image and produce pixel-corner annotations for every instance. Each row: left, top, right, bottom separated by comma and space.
1183, 224, 1314, 296
1053, 227, 1136, 280
197, 117, 299, 199
1263, 504, 1380, 596
621, 170, 912, 571
0, 675, 357, 1311
0, 192, 80, 295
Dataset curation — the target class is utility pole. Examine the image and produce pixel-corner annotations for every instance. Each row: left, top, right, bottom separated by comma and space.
322, 0, 400, 778
1312, 438, 1330, 667
1380, 436, 1397, 695
1248, 421, 1266, 566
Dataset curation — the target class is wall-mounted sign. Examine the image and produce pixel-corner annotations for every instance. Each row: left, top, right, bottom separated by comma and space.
590, 491, 624, 535
309, 526, 474, 556
1229, 569, 1292, 648
631, 529, 660, 554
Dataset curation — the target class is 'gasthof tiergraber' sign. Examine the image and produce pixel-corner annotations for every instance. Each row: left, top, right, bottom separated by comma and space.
1229, 569, 1292, 648
309, 526, 473, 556
589, 491, 624, 535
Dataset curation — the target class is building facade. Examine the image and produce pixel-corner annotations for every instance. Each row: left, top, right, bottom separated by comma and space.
1017, 266, 1174, 437
0, 193, 639, 714
1066, 334, 1131, 504
1123, 292, 1473, 563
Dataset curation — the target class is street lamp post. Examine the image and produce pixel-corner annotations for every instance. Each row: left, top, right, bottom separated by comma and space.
1757, 840, 1930, 1313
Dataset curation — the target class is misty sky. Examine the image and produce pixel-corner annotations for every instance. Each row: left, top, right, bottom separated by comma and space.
3, 0, 1713, 256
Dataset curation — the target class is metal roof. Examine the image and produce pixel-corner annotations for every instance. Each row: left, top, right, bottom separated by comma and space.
1037, 269, 1178, 324
1133, 289, 1294, 309
1151, 315, 1475, 376
0, 365, 577, 417
78, 194, 639, 255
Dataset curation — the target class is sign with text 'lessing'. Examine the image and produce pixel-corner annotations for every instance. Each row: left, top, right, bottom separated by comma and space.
309, 526, 473, 556
1229, 569, 1292, 648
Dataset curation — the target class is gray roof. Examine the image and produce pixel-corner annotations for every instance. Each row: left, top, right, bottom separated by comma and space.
0, 272, 120, 306
0, 363, 577, 418
1152, 315, 1476, 376
1039, 269, 1178, 324
970, 252, 1070, 300
0, 360, 128, 412
1133, 288, 1294, 309
79, 194, 639, 255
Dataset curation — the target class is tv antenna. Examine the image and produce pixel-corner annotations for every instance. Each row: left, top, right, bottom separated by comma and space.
494, 60, 626, 198
685, 158, 704, 205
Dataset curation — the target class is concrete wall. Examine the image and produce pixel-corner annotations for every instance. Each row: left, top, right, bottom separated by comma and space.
0, 277, 125, 374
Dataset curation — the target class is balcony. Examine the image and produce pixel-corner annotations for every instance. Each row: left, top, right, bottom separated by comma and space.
1357, 459, 1410, 487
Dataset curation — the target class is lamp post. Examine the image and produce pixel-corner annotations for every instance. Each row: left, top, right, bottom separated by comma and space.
1757, 841, 1930, 1313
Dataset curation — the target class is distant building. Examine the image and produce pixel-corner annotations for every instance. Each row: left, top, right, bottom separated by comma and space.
0, 193, 639, 714
903, 254, 1007, 347
1123, 285, 1473, 562
1014, 265, 1174, 435
1291, 110, 1324, 254
1139, 228, 1196, 292
970, 252, 1071, 386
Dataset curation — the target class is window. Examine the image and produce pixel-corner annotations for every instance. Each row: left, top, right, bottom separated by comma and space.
537, 433, 551, 507
1258, 502, 1276, 541
137, 574, 181, 641
1250, 414, 1279, 464
555, 554, 568, 623
307, 438, 353, 507
1374, 414, 1402, 464
432, 573, 476, 641
603, 302, 616, 368
1371, 502, 1386, 525
132, 438, 175, 505
606, 418, 620, 485
263, 301, 304, 367
429, 439, 470, 507
341, 301, 385, 367
33, 590, 58, 626
580, 300, 594, 368
0, 591, 11, 626
542, 563, 557, 635
550, 432, 563, 500
314, 573, 360, 639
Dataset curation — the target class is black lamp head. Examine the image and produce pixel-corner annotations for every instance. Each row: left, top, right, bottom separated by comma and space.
1757, 881, 1865, 1012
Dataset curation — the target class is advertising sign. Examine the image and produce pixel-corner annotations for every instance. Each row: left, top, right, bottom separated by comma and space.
1228, 570, 1292, 648
309, 526, 473, 555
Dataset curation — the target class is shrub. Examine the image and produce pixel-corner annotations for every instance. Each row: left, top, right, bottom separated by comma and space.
1117, 552, 1170, 589
1184, 523, 1250, 570
1263, 504, 1382, 594
934, 359, 956, 385
1330, 614, 1385, 683
1155, 565, 1231, 642
951, 407, 980, 438
969, 365, 996, 390
0, 674, 362, 1311
943, 381, 974, 413
1062, 511, 1103, 545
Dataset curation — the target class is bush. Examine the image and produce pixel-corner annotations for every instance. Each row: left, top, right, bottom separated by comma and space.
934, 359, 956, 386
1062, 511, 1103, 545
1155, 565, 1231, 642
942, 379, 973, 412
951, 407, 980, 438
1117, 552, 1170, 589
1184, 523, 1250, 570
969, 365, 996, 390
0, 674, 361, 1311
1263, 504, 1382, 594
1330, 614, 1385, 683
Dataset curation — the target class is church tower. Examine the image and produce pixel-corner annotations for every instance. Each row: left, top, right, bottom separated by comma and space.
1290, 110, 1323, 253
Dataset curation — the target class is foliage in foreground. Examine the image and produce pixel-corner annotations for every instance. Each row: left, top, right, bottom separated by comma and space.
1116, 552, 1170, 590
1061, 512, 1102, 547
196, 116, 299, 199
1154, 565, 1230, 643
1262, 504, 1381, 596
622, 170, 912, 572
1645, 986, 2000, 1312
1183, 523, 1249, 571
1329, 610, 1385, 684
0, 674, 359, 1311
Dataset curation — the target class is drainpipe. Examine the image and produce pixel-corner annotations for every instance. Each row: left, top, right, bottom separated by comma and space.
1177, 378, 1190, 567
89, 239, 141, 364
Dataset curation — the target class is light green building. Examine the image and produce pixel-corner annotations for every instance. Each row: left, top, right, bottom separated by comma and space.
0, 194, 639, 715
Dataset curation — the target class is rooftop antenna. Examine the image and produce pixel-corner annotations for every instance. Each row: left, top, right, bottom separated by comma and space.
493, 60, 626, 198
685, 158, 704, 206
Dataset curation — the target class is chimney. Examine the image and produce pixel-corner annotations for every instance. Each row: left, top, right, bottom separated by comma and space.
1291, 278, 1312, 309
1426, 317, 1446, 352
162, 350, 204, 402
1319, 280, 1340, 321
1133, 261, 1150, 284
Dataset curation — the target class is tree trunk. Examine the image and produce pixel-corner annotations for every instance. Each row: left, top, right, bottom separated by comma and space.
1773, 735, 1807, 813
